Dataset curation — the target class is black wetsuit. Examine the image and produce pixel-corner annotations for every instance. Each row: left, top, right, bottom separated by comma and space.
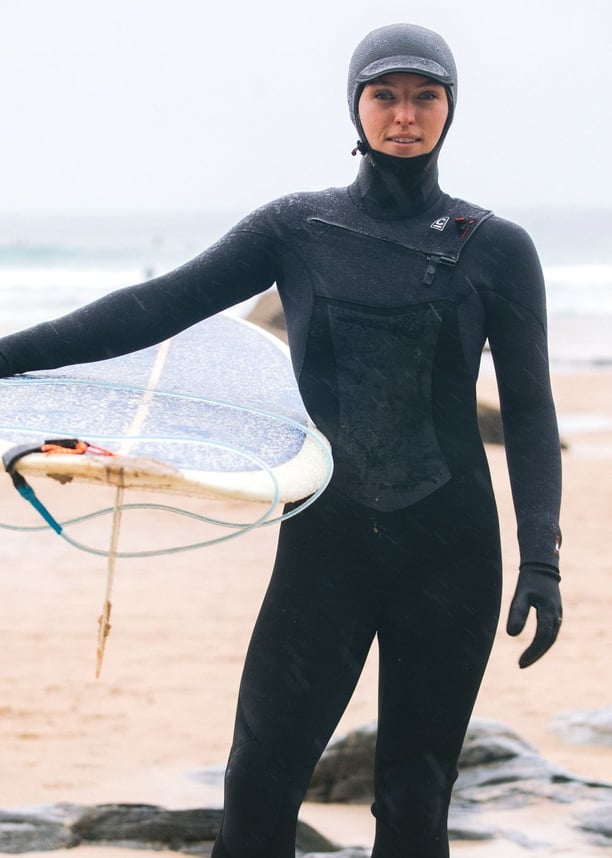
0, 156, 561, 857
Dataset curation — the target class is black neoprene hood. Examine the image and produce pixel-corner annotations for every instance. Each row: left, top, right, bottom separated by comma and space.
347, 23, 458, 127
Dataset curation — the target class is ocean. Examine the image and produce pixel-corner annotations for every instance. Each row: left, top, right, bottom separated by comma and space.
1, 208, 611, 370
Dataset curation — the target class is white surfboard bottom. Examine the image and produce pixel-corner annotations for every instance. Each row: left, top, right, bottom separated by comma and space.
0, 426, 332, 504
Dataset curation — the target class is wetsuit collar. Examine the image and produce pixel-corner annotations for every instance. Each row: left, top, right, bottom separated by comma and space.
348, 148, 442, 219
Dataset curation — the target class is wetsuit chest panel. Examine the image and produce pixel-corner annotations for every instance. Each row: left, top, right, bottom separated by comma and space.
301, 297, 451, 510
304, 219, 457, 306
303, 193, 492, 296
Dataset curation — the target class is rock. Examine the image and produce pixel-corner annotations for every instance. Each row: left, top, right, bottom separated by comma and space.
306, 717, 612, 811
295, 819, 341, 854
305, 718, 553, 805
577, 806, 612, 842
299, 850, 369, 858
454, 825, 499, 843
2, 717, 611, 854
72, 803, 336, 853
551, 707, 612, 748
458, 717, 539, 765
0, 801, 341, 855
303, 714, 612, 846
305, 721, 376, 803
452, 719, 563, 808
476, 400, 504, 445
72, 803, 222, 848
0, 803, 83, 853
301, 717, 612, 854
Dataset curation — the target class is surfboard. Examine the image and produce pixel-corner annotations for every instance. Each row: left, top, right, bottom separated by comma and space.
0, 313, 333, 506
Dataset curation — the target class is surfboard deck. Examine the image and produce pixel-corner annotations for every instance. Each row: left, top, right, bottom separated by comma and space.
0, 313, 332, 504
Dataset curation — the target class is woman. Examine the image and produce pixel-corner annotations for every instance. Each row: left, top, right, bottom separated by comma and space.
0, 23, 562, 858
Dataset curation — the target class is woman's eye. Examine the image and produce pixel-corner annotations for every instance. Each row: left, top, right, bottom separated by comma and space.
373, 90, 394, 101
418, 91, 440, 101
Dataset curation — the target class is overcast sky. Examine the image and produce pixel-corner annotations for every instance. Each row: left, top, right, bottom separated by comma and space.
1, 0, 610, 216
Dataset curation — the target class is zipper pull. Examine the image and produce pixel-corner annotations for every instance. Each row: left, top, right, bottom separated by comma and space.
422, 255, 440, 285
455, 216, 476, 240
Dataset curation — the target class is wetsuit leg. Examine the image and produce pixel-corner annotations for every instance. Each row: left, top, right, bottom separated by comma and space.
369, 473, 502, 858
212, 473, 501, 858
211, 491, 382, 858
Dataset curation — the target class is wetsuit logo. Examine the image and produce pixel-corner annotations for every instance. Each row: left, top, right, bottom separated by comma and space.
430, 216, 450, 231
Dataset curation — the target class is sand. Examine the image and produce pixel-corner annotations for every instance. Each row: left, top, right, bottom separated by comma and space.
1, 369, 611, 857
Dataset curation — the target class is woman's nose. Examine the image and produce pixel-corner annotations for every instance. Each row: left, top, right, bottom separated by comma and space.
394, 100, 416, 124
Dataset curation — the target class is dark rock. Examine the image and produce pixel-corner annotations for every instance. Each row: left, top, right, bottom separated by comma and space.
306, 718, 553, 805
306, 721, 376, 803
0, 801, 341, 855
178, 845, 214, 857
577, 806, 612, 841
303, 717, 612, 853
299, 850, 369, 858
306, 717, 612, 811
476, 400, 504, 445
453, 720, 562, 807
2, 716, 611, 855
551, 707, 612, 748
73, 803, 222, 848
0, 803, 83, 853
446, 813, 497, 841
458, 718, 538, 765
73, 803, 336, 852
295, 818, 341, 854
191, 717, 612, 853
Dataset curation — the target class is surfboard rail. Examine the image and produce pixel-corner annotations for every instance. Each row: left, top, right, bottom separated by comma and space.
0, 424, 331, 504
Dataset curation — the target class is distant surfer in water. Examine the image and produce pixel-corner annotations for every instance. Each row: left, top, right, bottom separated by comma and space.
0, 23, 562, 858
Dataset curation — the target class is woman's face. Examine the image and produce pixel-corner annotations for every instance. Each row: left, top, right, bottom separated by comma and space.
357, 72, 449, 158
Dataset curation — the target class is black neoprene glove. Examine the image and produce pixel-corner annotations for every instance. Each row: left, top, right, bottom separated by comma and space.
506, 563, 562, 669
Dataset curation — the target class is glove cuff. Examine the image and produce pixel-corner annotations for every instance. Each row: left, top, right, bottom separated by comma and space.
519, 561, 561, 582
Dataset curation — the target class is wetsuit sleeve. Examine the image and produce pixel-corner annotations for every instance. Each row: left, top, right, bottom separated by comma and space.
480, 218, 562, 569
0, 215, 279, 377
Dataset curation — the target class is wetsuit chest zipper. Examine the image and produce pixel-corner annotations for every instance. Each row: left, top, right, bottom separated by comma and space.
308, 217, 406, 250
308, 218, 459, 288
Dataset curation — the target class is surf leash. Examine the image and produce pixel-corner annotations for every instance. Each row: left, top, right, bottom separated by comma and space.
96, 482, 124, 678
2, 438, 123, 677
2, 438, 115, 534
0, 380, 332, 559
